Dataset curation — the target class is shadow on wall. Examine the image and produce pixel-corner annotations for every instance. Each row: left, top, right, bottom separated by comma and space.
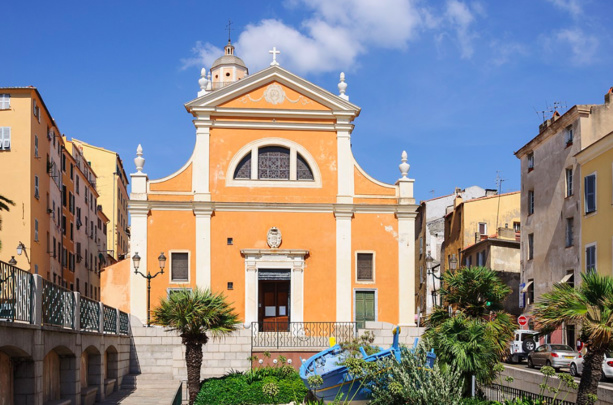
0, 345, 35, 405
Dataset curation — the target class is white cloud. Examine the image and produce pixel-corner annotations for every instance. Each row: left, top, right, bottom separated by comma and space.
546, 0, 583, 18
489, 40, 527, 66
444, 0, 478, 59
181, 0, 486, 74
554, 28, 598, 65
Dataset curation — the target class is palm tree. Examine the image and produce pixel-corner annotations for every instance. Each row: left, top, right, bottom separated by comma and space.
533, 272, 613, 405
425, 266, 515, 394
153, 288, 240, 404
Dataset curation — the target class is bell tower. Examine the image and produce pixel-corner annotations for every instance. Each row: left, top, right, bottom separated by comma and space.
210, 40, 249, 89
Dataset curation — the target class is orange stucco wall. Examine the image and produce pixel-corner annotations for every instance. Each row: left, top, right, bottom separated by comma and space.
353, 166, 397, 199
210, 128, 338, 203
219, 81, 330, 111
351, 213, 399, 323
149, 163, 193, 192
100, 259, 131, 313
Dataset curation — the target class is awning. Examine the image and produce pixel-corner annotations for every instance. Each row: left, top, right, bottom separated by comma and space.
521, 281, 533, 293
560, 273, 573, 283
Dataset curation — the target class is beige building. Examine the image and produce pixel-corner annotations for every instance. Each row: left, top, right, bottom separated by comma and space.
72, 139, 129, 261
514, 88, 613, 343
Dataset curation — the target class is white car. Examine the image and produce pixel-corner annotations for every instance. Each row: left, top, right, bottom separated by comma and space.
570, 352, 613, 381
507, 329, 540, 363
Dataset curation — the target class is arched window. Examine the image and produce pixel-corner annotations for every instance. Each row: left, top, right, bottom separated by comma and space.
234, 154, 251, 179
258, 146, 290, 180
232, 145, 314, 181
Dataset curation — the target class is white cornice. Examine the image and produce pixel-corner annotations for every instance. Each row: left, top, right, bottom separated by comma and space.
208, 120, 354, 132
240, 249, 309, 256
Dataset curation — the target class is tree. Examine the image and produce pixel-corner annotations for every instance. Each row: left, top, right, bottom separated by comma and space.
533, 272, 613, 405
153, 288, 240, 404
424, 266, 515, 394
0, 195, 15, 252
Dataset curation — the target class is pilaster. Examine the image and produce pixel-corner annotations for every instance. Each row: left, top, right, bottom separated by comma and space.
334, 206, 353, 322
244, 263, 257, 325
193, 117, 212, 202
336, 117, 354, 204
396, 208, 417, 326
194, 204, 213, 290
129, 203, 149, 323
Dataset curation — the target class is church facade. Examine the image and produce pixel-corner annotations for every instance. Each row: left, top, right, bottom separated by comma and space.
128, 42, 418, 327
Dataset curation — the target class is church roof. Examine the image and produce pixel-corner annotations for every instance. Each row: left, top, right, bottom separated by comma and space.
211, 54, 247, 69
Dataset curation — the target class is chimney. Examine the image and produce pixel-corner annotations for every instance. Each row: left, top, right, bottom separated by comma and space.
605, 87, 613, 105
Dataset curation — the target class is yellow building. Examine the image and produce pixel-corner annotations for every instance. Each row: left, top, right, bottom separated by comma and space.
442, 191, 521, 272
0, 87, 60, 277
107, 42, 420, 328
0, 87, 113, 297
72, 139, 129, 261
576, 131, 613, 277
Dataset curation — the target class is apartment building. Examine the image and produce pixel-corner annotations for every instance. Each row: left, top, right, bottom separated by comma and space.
514, 88, 613, 343
0, 87, 112, 295
72, 139, 129, 261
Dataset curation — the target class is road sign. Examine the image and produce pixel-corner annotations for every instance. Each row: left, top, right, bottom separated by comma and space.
518, 315, 528, 327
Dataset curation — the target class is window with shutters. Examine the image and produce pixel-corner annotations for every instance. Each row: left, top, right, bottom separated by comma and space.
356, 252, 374, 282
585, 244, 596, 273
584, 173, 596, 214
170, 252, 190, 282
0, 94, 9, 109
0, 127, 10, 151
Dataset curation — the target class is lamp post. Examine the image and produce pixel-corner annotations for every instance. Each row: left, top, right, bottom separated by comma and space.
132, 251, 167, 327
8, 256, 17, 265
16, 241, 30, 264
426, 251, 443, 307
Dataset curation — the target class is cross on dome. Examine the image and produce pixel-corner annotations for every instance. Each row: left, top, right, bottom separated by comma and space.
269, 47, 280, 66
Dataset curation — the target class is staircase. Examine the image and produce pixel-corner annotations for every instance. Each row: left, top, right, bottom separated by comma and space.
99, 374, 183, 404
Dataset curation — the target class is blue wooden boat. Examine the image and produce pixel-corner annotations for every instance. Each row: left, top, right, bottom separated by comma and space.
300, 326, 434, 403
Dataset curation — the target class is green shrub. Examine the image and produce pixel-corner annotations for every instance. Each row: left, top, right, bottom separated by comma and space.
195, 367, 308, 405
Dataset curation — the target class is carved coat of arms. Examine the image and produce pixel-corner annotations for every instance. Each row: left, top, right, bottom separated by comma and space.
267, 227, 282, 248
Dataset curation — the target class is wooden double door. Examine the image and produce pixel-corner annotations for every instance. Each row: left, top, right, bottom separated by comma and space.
259, 280, 290, 332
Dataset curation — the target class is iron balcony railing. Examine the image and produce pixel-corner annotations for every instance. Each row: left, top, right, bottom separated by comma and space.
251, 321, 358, 349
42, 279, 75, 328
0, 261, 33, 323
484, 384, 574, 405
0, 260, 129, 336
80, 296, 100, 332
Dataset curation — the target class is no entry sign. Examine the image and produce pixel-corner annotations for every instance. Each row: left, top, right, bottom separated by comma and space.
518, 315, 528, 327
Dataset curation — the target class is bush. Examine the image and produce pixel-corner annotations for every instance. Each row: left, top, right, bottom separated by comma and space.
195, 365, 308, 405
363, 345, 464, 405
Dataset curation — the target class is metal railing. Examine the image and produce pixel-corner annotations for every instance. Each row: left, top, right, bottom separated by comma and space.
0, 261, 33, 323
80, 296, 100, 332
0, 260, 129, 336
484, 384, 574, 405
42, 279, 75, 328
251, 321, 357, 349
173, 381, 183, 405
119, 311, 129, 335
103, 304, 117, 333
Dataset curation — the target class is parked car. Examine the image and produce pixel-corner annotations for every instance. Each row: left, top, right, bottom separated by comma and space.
527, 344, 577, 371
570, 352, 613, 381
507, 330, 540, 363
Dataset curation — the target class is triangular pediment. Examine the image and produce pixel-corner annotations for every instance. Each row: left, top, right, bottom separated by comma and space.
185, 66, 360, 115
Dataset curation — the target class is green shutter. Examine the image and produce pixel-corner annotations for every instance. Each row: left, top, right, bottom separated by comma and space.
355, 291, 375, 329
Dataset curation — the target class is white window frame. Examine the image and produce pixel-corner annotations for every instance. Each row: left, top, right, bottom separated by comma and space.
585, 242, 597, 274
584, 172, 597, 215
355, 251, 375, 284
225, 138, 322, 188
0, 94, 9, 109
478, 222, 487, 236
0, 127, 10, 151
528, 190, 534, 215
565, 126, 573, 145
34, 219, 39, 241
34, 176, 40, 199
169, 250, 191, 284
527, 152, 534, 170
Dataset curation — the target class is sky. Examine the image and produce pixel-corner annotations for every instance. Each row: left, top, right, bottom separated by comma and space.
2, 0, 612, 202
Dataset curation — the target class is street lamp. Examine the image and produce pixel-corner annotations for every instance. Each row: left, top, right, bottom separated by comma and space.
449, 253, 458, 271
133, 251, 167, 327
426, 251, 443, 307
8, 256, 17, 265
16, 241, 30, 264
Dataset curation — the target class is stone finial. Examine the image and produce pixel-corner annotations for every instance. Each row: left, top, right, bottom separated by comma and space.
134, 144, 145, 172
399, 150, 410, 179
198, 68, 208, 90
338, 72, 349, 101
206, 71, 212, 91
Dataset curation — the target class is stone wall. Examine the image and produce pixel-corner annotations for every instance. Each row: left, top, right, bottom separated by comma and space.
496, 365, 613, 405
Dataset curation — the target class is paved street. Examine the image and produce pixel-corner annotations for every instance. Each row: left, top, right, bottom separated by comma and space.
505, 362, 613, 387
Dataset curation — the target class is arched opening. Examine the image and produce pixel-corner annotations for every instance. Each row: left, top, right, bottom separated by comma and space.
80, 346, 102, 404
43, 346, 77, 403
0, 346, 35, 405
104, 345, 119, 396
